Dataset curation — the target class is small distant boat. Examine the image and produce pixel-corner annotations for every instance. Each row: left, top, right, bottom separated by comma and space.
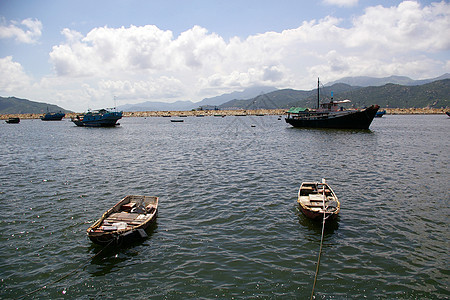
40, 111, 65, 121
170, 119, 184, 122
87, 195, 159, 245
298, 179, 340, 220
71, 108, 122, 127
375, 110, 386, 118
5, 117, 20, 124
285, 78, 379, 129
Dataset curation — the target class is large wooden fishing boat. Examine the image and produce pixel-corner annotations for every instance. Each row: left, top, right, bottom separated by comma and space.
87, 195, 158, 245
298, 179, 340, 220
285, 78, 379, 129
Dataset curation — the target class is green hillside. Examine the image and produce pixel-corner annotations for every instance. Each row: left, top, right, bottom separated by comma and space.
0, 96, 71, 114
331, 79, 450, 108
219, 84, 360, 110
220, 79, 450, 109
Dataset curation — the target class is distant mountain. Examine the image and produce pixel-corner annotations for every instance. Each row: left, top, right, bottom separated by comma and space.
325, 73, 450, 87
196, 86, 277, 107
219, 79, 450, 110
219, 83, 359, 109
118, 86, 277, 111
119, 100, 195, 112
332, 79, 450, 108
0, 96, 71, 114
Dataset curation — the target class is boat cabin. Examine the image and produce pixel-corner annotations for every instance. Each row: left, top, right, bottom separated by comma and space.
317, 99, 351, 113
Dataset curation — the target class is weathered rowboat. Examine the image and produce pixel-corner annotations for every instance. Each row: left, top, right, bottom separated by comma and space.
297, 179, 340, 220
87, 195, 158, 245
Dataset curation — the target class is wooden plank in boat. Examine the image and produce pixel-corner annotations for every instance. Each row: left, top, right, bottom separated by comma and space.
106, 212, 140, 222
302, 186, 315, 191
309, 194, 325, 201
308, 203, 325, 208
299, 196, 310, 205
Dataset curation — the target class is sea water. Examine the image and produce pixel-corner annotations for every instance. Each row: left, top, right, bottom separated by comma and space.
0, 114, 448, 298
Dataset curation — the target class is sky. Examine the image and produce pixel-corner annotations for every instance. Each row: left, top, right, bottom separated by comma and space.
0, 0, 449, 112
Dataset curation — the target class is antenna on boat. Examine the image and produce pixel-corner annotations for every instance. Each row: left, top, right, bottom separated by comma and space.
317, 77, 320, 109
114, 95, 117, 110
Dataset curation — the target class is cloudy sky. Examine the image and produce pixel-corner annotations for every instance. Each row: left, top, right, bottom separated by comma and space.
0, 0, 449, 112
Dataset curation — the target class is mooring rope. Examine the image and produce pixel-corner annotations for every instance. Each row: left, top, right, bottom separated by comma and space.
18, 238, 116, 299
310, 189, 329, 300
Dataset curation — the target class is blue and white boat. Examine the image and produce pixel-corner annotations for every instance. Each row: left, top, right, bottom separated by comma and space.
375, 110, 386, 118
71, 108, 122, 127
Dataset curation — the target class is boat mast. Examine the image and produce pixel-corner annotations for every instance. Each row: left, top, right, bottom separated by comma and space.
317, 77, 320, 109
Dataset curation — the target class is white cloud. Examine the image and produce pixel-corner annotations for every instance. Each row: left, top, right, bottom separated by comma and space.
0, 18, 42, 43
3, 1, 447, 111
323, 0, 358, 7
348, 1, 450, 53
0, 56, 32, 92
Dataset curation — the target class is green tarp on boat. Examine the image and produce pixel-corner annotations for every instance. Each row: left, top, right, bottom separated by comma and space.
287, 107, 309, 113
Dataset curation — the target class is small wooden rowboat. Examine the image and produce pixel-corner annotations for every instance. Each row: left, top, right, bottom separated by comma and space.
87, 195, 158, 245
298, 179, 340, 220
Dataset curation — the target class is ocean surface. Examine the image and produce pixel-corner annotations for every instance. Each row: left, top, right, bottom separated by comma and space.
0, 114, 448, 299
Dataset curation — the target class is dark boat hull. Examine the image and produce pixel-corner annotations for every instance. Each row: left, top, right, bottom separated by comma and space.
72, 113, 122, 127
41, 113, 65, 121
5, 118, 20, 124
286, 105, 379, 129
87, 212, 157, 245
300, 206, 339, 221
73, 119, 121, 127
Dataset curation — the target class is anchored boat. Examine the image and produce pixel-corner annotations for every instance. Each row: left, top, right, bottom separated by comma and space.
41, 111, 65, 121
72, 108, 122, 127
374, 110, 386, 118
5, 117, 20, 124
87, 195, 158, 245
285, 78, 379, 129
298, 179, 340, 220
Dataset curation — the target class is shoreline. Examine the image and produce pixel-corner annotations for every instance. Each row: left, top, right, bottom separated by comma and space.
0, 108, 448, 120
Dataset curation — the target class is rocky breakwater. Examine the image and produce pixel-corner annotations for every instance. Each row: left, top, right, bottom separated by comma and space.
385, 108, 448, 114
121, 109, 286, 118
2, 108, 449, 120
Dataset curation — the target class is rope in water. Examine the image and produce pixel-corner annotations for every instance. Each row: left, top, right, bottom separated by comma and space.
310, 190, 329, 300
18, 238, 116, 299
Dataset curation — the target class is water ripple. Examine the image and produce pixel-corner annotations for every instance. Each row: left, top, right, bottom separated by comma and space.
0, 116, 448, 299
